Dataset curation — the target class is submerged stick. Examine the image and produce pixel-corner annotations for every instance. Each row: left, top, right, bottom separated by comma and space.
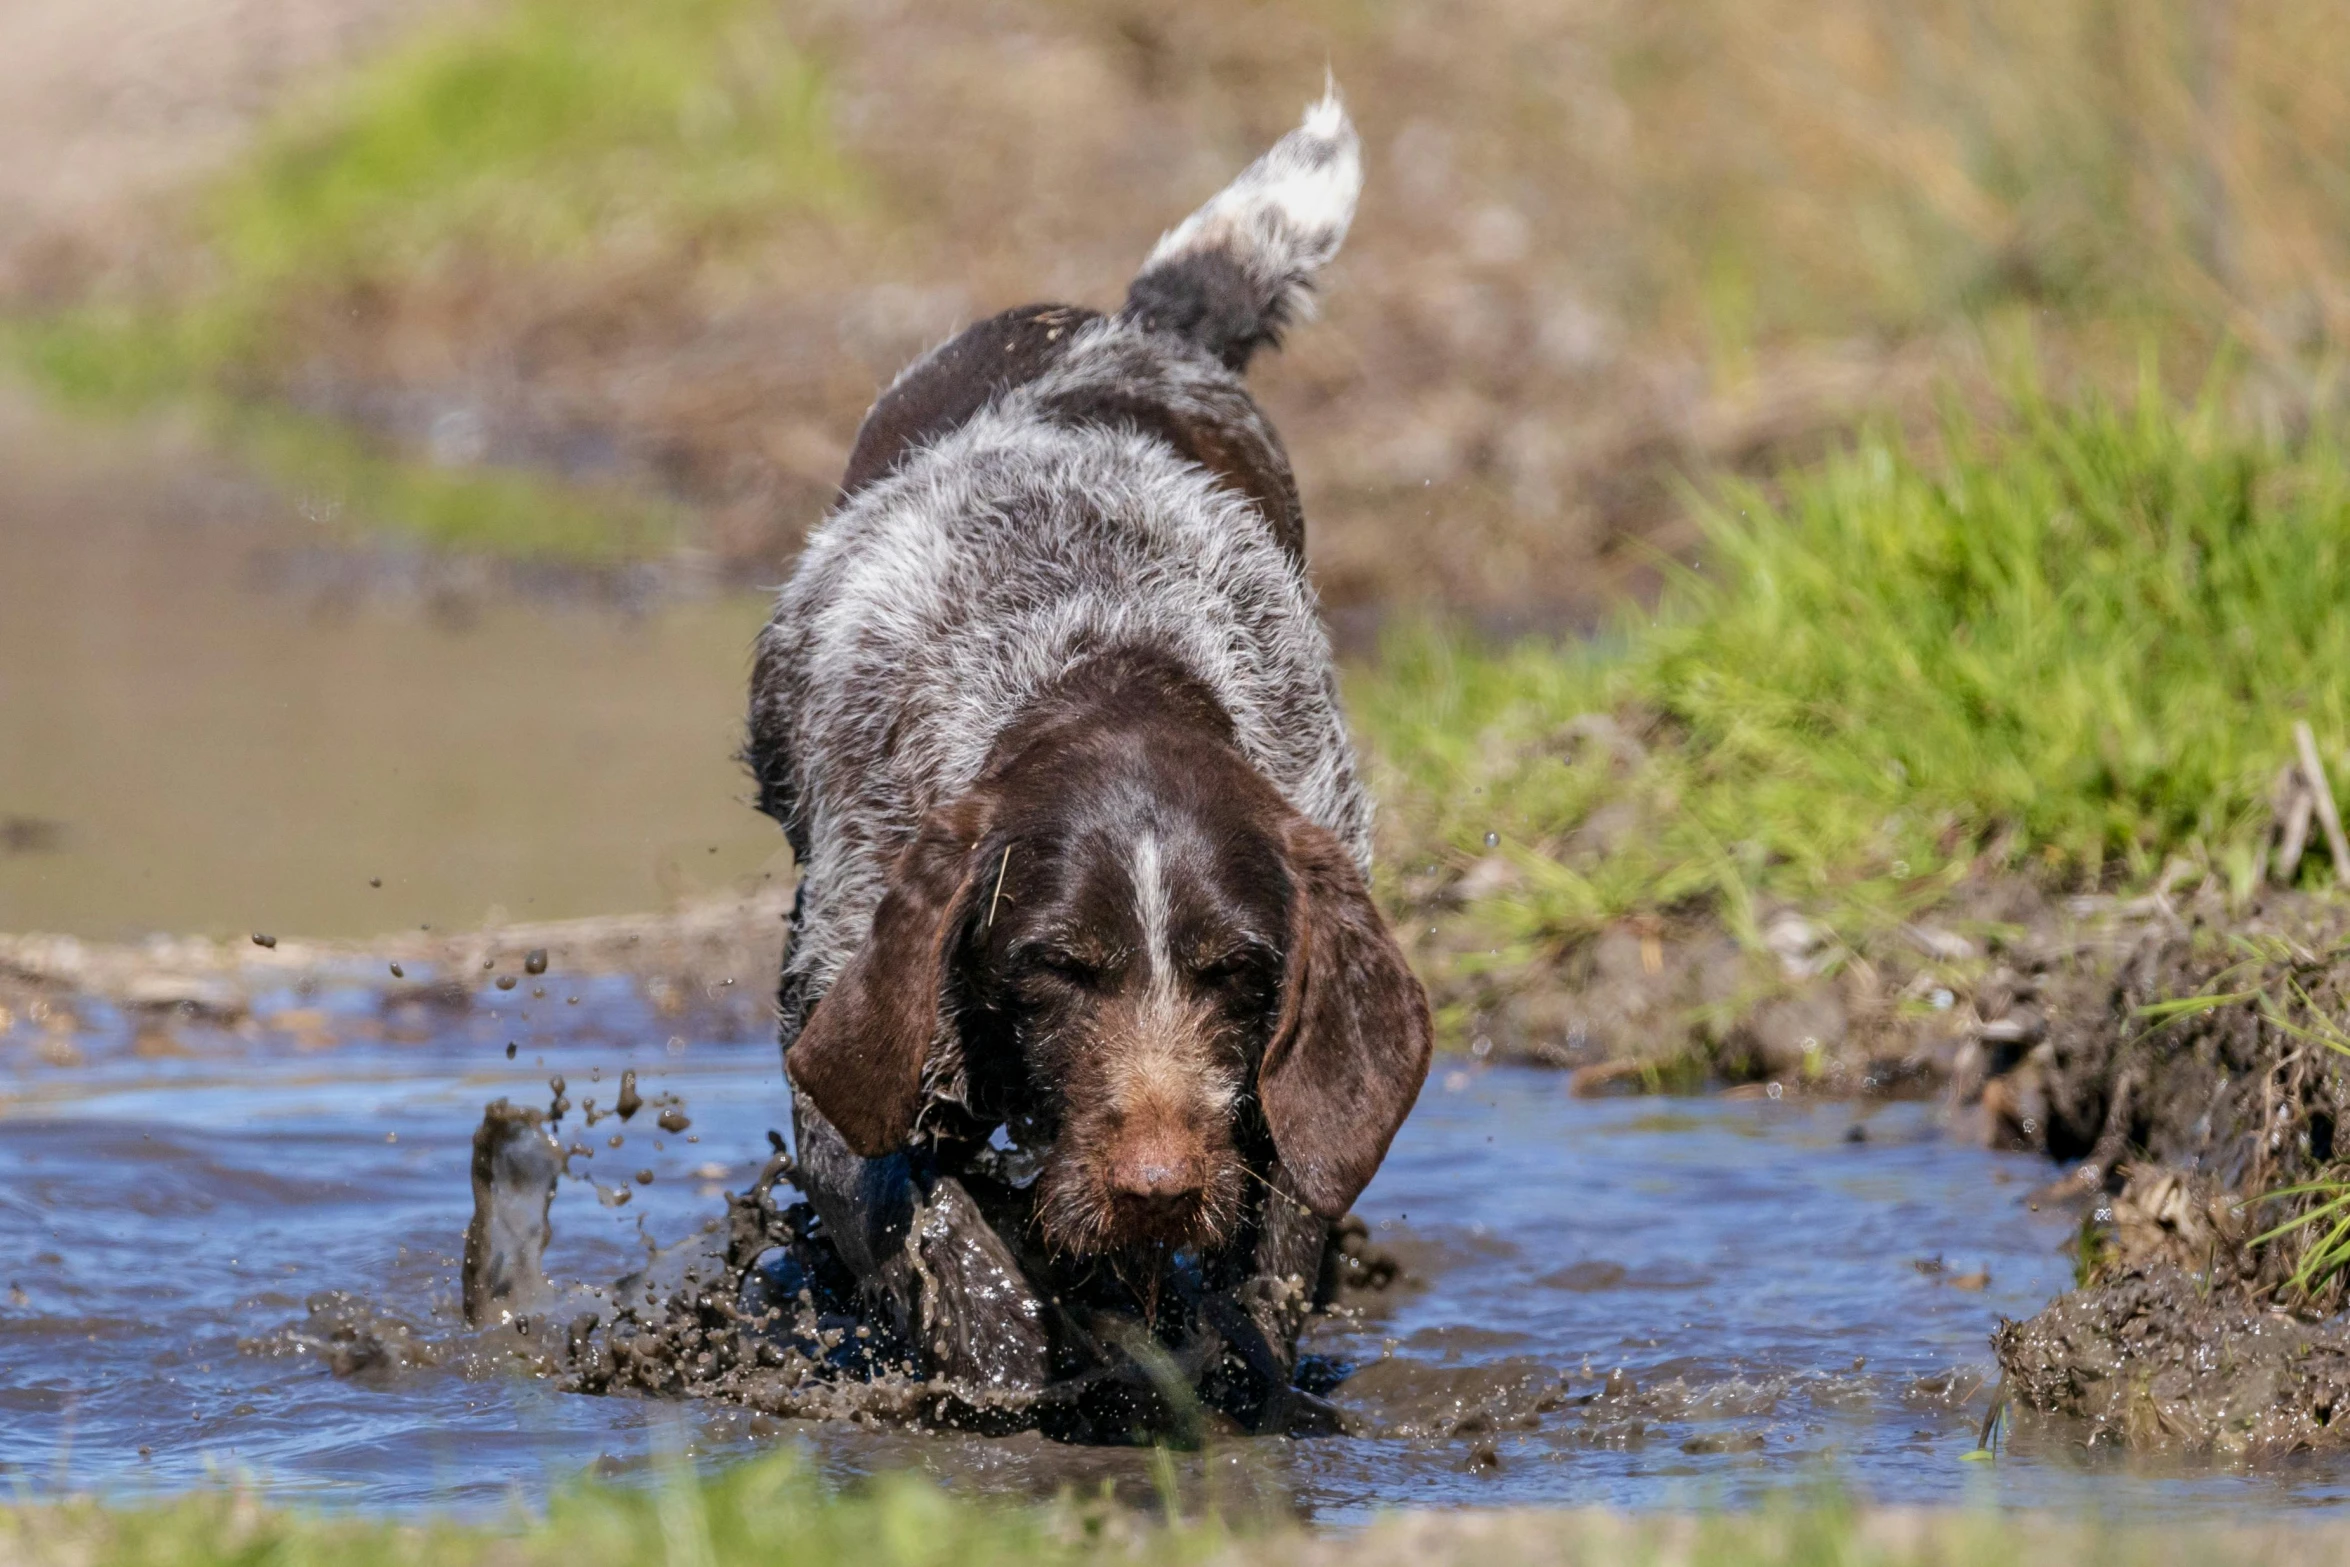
2295, 723, 2350, 888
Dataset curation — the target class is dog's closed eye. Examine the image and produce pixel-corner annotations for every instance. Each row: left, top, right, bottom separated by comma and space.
1190, 945, 1273, 989
1020, 947, 1106, 990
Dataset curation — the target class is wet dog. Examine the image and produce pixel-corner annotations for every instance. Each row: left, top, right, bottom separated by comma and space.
745, 90, 1431, 1427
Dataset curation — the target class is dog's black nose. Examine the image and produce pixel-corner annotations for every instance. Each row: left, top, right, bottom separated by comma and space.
1110, 1149, 1201, 1203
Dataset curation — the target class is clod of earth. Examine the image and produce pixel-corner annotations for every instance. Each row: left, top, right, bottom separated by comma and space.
1995, 1264, 2350, 1459
1986, 893, 2350, 1455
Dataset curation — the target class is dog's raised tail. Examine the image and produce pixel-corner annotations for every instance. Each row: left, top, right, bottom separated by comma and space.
1122, 86, 1362, 373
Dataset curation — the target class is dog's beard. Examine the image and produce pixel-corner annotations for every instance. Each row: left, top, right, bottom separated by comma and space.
1032, 1137, 1248, 1261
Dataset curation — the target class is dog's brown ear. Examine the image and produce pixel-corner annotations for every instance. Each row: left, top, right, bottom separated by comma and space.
786, 805, 985, 1157
1260, 818, 1434, 1220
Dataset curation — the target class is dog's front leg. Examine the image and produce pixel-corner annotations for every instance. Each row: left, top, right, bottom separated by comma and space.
790, 1089, 1051, 1393
1215, 1160, 1341, 1433
790, 1089, 922, 1336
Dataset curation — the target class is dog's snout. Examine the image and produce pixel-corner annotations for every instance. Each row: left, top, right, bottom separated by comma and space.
1110, 1139, 1201, 1202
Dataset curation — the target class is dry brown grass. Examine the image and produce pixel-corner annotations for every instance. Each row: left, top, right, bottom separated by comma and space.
14, 0, 2350, 613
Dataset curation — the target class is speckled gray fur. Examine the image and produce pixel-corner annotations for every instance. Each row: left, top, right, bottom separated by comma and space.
747, 94, 1370, 1086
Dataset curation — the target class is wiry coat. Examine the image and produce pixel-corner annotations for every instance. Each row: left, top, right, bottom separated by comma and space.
747, 95, 1372, 1064
738, 94, 1428, 1428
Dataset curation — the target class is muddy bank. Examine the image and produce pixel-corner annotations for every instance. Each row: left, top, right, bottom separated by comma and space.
1975, 891, 2350, 1456
0, 890, 788, 1060
1411, 866, 2180, 1102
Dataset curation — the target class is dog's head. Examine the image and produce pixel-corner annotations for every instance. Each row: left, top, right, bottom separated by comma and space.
784, 683, 1431, 1261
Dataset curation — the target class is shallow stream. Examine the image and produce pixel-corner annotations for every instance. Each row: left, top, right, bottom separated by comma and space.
8, 982, 2348, 1521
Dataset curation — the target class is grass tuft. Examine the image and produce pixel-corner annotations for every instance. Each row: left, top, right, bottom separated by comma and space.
1358, 381, 2350, 962
207, 0, 850, 291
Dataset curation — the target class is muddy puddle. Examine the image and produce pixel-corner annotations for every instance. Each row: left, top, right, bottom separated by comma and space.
10, 974, 2350, 1522
0, 392, 783, 940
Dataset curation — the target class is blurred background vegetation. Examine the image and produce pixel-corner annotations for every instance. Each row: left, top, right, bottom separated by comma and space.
11, 0, 2350, 604
6, 0, 2350, 943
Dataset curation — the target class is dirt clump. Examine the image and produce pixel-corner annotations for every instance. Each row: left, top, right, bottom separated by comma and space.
1995, 1265, 2350, 1459
1982, 893, 2350, 1455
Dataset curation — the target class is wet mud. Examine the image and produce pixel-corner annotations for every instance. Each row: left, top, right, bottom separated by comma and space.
457, 1090, 1371, 1445
413, 1076, 2098, 1493
1980, 891, 2350, 1456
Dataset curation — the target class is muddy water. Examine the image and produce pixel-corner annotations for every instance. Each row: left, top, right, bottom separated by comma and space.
0, 394, 783, 940
9, 968, 2350, 1520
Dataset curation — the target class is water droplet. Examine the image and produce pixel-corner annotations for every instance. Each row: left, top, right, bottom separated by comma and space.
1484, 830, 1500, 848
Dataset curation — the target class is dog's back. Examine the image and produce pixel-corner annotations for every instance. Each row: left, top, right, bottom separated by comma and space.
831, 88, 1362, 549
749, 92, 1370, 1040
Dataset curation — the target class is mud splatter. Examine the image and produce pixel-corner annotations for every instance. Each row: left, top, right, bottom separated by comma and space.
461, 1100, 559, 1327
553, 1144, 1364, 1442
437, 1093, 1398, 1445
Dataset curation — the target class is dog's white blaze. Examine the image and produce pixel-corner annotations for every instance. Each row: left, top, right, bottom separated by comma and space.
1131, 831, 1173, 990
1111, 831, 1240, 1126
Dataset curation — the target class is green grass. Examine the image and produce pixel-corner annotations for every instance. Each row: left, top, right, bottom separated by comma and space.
7, 1468, 2347, 1567
1357, 377, 2350, 965
0, 1456, 1194, 1567
206, 0, 847, 286
5, 0, 850, 559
